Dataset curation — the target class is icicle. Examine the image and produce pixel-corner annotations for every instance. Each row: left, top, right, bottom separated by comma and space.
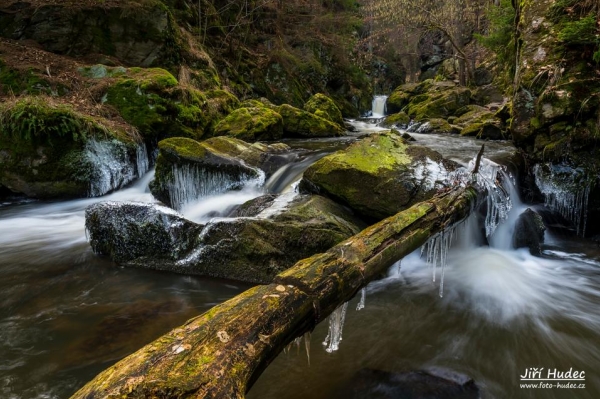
322, 302, 349, 353
533, 164, 594, 236
304, 332, 311, 365
135, 143, 149, 177
421, 222, 459, 297
168, 164, 264, 211
356, 287, 366, 311
86, 139, 137, 197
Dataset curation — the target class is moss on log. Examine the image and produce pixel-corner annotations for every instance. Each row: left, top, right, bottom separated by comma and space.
71, 186, 478, 399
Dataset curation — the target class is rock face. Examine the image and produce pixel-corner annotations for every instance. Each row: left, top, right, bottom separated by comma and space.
149, 136, 293, 209
513, 208, 546, 255
277, 104, 345, 138
0, 98, 146, 198
85, 195, 363, 283
303, 93, 345, 127
300, 131, 457, 220
511, 0, 600, 167
0, 1, 176, 67
213, 106, 283, 141
342, 368, 480, 399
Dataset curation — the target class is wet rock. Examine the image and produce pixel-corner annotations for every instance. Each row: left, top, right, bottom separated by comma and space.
86, 201, 203, 264
228, 194, 278, 217
513, 208, 546, 255
149, 136, 291, 209
381, 112, 410, 128
304, 93, 345, 127
342, 368, 480, 399
300, 131, 457, 221
85, 196, 363, 283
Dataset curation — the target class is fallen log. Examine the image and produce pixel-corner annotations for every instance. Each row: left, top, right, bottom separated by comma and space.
71, 186, 478, 399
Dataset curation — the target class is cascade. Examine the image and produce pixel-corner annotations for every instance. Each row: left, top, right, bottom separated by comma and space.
86, 139, 138, 197
371, 95, 388, 118
168, 164, 265, 211
533, 163, 593, 236
322, 302, 349, 353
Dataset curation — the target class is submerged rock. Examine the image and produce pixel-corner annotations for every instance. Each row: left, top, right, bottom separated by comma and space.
85, 195, 363, 283
343, 368, 480, 399
300, 131, 457, 220
513, 208, 546, 255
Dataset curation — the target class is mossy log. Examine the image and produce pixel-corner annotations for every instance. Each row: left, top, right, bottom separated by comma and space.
71, 186, 478, 399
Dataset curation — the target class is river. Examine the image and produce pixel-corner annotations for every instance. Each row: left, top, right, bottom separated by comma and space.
1, 122, 599, 398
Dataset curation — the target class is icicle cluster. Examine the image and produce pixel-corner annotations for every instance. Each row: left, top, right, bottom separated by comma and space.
86, 139, 138, 197
322, 302, 349, 353
168, 164, 264, 211
533, 164, 593, 236
421, 223, 459, 297
135, 143, 149, 178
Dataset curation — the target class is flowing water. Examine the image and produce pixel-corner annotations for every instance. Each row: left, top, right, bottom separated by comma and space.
1, 124, 599, 399
371, 95, 388, 118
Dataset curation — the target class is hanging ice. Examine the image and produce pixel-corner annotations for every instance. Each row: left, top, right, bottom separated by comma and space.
533, 163, 593, 236
356, 287, 366, 311
167, 164, 265, 211
135, 143, 149, 178
86, 139, 137, 197
322, 302, 349, 353
420, 222, 461, 297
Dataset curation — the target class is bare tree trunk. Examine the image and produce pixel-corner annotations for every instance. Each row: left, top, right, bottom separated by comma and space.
71, 186, 478, 399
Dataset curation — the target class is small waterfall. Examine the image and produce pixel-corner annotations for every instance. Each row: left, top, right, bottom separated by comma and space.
533, 163, 593, 236
322, 302, 349, 353
356, 287, 366, 311
168, 164, 264, 211
86, 139, 139, 197
371, 95, 388, 118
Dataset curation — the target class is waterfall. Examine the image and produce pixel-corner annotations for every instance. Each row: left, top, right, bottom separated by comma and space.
371, 95, 388, 118
168, 164, 265, 211
533, 163, 593, 236
86, 139, 143, 197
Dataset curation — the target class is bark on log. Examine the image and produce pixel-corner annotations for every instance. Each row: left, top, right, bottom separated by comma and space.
71, 186, 478, 399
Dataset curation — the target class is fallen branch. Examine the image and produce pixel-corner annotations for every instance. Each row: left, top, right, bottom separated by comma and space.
71, 186, 478, 399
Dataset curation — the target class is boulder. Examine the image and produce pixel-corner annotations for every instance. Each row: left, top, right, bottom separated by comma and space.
149, 136, 291, 209
0, 97, 145, 199
213, 106, 283, 141
406, 86, 471, 121
513, 208, 546, 255
342, 368, 480, 399
85, 195, 363, 283
381, 112, 410, 128
303, 93, 345, 127
300, 131, 457, 220
277, 104, 345, 138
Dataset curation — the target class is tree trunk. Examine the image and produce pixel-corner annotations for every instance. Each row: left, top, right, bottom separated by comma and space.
71, 186, 478, 399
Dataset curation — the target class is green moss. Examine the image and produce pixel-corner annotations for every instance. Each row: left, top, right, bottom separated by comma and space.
277, 104, 345, 138
383, 112, 410, 127
157, 137, 207, 161
530, 117, 542, 129
213, 107, 283, 141
303, 93, 344, 127
0, 61, 53, 96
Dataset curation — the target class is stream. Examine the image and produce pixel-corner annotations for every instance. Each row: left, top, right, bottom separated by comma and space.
1, 121, 599, 398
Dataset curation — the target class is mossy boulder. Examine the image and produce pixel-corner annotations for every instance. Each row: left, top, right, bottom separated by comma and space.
416, 118, 454, 134
303, 93, 344, 127
0, 98, 143, 198
213, 106, 283, 141
460, 121, 505, 140
105, 69, 239, 140
150, 136, 290, 209
300, 131, 457, 220
277, 104, 345, 138
406, 86, 471, 121
381, 112, 410, 128
85, 195, 363, 283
